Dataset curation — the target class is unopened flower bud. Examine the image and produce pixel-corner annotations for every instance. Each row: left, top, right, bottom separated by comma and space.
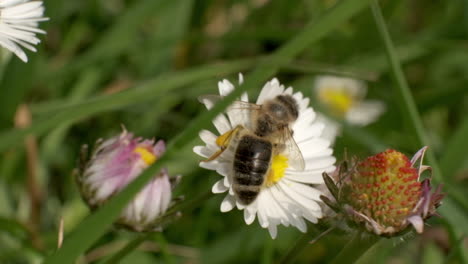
76, 129, 174, 232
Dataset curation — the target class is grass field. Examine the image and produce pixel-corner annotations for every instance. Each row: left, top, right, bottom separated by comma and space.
0, 0, 467, 263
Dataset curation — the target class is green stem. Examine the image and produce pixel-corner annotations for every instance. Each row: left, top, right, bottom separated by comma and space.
152, 233, 175, 264
370, 0, 468, 212
278, 232, 312, 264
100, 233, 151, 264
279, 227, 334, 264
330, 233, 380, 264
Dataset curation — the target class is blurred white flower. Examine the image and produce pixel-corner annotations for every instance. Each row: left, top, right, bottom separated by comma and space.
77, 130, 173, 232
314, 75, 385, 142
194, 74, 336, 238
0, 0, 48, 62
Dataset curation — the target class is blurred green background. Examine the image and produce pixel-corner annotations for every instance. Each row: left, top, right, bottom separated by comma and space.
0, 0, 467, 263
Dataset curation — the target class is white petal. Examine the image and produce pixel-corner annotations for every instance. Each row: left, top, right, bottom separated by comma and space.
240, 92, 249, 102
298, 139, 331, 157
212, 180, 229, 193
212, 114, 232, 134
268, 224, 278, 239
280, 180, 322, 202
199, 130, 217, 146
200, 96, 216, 109
236, 200, 246, 210
244, 208, 256, 225
407, 215, 424, 233
0, 36, 27, 62
218, 79, 235, 96
226, 104, 251, 128
220, 195, 236, 212
256, 78, 284, 104
223, 176, 231, 187
216, 164, 230, 177
297, 156, 336, 170
193, 146, 213, 158
256, 194, 270, 228
199, 160, 219, 170
238, 73, 244, 85
314, 75, 367, 99
346, 100, 385, 126
302, 211, 320, 223
284, 173, 324, 184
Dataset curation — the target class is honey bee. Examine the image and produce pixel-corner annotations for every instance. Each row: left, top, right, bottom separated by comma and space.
200, 94, 305, 205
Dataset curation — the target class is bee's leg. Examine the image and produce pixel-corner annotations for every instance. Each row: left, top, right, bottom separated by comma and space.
202, 125, 243, 162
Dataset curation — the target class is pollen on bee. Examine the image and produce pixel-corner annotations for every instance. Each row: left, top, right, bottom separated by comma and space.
265, 154, 289, 187
216, 129, 235, 147
134, 147, 157, 165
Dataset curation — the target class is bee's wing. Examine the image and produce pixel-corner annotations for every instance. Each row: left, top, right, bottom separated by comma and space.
279, 128, 305, 171
198, 95, 260, 110
198, 95, 261, 129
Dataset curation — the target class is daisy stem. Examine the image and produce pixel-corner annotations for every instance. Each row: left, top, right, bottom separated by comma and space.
279, 227, 331, 264
329, 233, 380, 264
370, 0, 468, 212
278, 232, 310, 264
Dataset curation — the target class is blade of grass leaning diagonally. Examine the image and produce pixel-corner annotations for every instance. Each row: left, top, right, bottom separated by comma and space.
329, 2, 468, 263
41, 67, 103, 160
369, 0, 468, 211
0, 58, 256, 153
33, 40, 428, 118
43, 0, 174, 80
43, 0, 374, 263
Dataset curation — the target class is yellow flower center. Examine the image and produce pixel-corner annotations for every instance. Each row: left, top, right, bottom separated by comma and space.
318, 87, 354, 116
134, 147, 157, 165
265, 154, 289, 187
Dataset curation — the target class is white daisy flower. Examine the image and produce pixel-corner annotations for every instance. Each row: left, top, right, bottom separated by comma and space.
0, 0, 48, 62
314, 75, 386, 143
193, 74, 336, 238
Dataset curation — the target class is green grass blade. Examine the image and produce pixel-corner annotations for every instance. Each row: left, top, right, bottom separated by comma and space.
43, 1, 373, 262
99, 234, 152, 264
0, 57, 37, 128
330, 233, 380, 264
370, 0, 468, 212
43, 0, 173, 80
439, 116, 468, 179
370, 1, 430, 153
41, 67, 102, 160
0, 59, 255, 153
329, 2, 468, 264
